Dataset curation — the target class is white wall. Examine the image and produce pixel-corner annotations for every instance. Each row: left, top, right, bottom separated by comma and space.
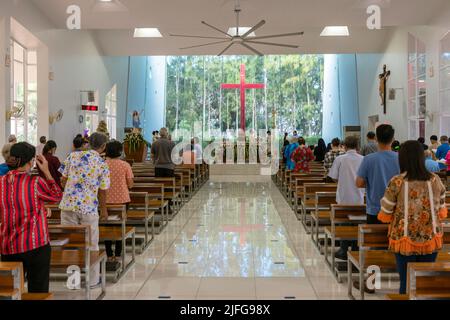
356, 26, 448, 142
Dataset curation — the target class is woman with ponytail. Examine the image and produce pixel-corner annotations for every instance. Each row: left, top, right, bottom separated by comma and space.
0, 142, 63, 293
38, 140, 62, 188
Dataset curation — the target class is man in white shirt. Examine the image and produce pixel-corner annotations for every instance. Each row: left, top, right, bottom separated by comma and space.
328, 135, 364, 260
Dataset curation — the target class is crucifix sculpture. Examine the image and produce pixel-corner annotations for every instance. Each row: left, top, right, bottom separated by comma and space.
221, 64, 265, 132
379, 64, 391, 114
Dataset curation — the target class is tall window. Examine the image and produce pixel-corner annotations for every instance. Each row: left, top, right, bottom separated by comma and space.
407, 33, 427, 139
105, 85, 117, 139
10, 40, 37, 145
440, 32, 450, 135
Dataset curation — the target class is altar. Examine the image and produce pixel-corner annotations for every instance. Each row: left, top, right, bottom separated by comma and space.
209, 164, 272, 183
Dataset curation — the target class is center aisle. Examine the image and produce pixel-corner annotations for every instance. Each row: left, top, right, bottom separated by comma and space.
103, 181, 384, 300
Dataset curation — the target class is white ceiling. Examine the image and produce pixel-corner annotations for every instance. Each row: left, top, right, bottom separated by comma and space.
30, 0, 449, 56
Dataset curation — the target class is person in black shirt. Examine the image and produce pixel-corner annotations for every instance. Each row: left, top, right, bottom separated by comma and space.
314, 138, 327, 162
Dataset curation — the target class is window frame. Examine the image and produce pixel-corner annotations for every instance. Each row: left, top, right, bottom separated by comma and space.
10, 38, 38, 145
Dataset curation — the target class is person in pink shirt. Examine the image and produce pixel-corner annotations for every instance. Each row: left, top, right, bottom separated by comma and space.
105, 140, 134, 262
445, 150, 450, 173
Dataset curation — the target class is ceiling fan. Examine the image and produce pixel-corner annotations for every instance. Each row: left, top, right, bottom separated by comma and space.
170, 0, 304, 56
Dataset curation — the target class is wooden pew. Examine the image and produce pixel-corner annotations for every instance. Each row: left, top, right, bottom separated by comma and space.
407, 262, 450, 299
0, 262, 54, 300
323, 205, 367, 282
292, 178, 326, 218
387, 262, 450, 300
127, 192, 155, 252
133, 177, 182, 216
48, 225, 107, 300
300, 183, 337, 231
348, 224, 450, 300
131, 183, 169, 231
289, 173, 325, 206
310, 191, 337, 247
0, 262, 23, 300
98, 205, 136, 282
46, 205, 136, 283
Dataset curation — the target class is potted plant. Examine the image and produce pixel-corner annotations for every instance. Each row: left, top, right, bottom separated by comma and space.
123, 128, 149, 162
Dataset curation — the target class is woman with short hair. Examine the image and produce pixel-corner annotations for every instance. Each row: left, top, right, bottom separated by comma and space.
104, 140, 134, 262
378, 140, 447, 294
0, 142, 63, 293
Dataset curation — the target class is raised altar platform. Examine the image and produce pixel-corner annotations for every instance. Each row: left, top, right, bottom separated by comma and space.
209, 164, 272, 182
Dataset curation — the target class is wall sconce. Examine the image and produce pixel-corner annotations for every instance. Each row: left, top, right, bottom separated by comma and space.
49, 71, 55, 81
429, 61, 435, 78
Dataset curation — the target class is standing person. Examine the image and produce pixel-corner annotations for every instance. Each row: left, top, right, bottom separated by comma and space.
36, 136, 47, 155
328, 136, 365, 260
313, 138, 327, 162
8, 135, 17, 144
425, 150, 441, 173
72, 134, 85, 152
193, 137, 203, 164
430, 135, 440, 151
0, 143, 12, 176
360, 131, 378, 156
0, 143, 62, 293
291, 137, 315, 173
418, 137, 428, 150
356, 124, 400, 224
324, 138, 345, 172
435, 136, 450, 171
391, 140, 401, 152
38, 140, 62, 189
282, 133, 290, 163
58, 132, 110, 287
283, 137, 299, 171
378, 141, 447, 294
355, 124, 400, 293
151, 128, 175, 177
105, 141, 134, 263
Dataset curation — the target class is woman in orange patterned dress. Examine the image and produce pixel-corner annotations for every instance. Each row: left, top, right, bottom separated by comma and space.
378, 141, 447, 294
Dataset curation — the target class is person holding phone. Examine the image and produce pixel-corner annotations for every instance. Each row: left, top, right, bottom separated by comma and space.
0, 142, 63, 293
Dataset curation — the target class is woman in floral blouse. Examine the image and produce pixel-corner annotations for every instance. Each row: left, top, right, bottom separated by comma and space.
378, 140, 447, 294
291, 137, 315, 173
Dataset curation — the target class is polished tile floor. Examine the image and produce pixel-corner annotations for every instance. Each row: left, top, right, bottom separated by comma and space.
53, 181, 400, 300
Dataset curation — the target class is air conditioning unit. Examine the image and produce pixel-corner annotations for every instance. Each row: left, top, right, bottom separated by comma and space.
343, 126, 362, 142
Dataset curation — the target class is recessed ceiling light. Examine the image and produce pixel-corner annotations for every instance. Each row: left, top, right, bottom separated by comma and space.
320, 26, 349, 37
227, 27, 256, 37
134, 28, 163, 38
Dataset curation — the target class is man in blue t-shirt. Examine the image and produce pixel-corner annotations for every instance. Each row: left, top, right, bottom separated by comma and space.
435, 135, 450, 170
356, 124, 400, 224
355, 124, 400, 294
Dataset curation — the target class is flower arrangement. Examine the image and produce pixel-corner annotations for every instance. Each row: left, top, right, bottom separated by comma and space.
123, 128, 150, 153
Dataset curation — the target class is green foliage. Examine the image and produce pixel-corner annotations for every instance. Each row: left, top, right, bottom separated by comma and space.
123, 131, 150, 153
165, 55, 324, 140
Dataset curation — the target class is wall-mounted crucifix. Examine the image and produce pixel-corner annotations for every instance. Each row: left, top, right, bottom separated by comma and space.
379, 64, 391, 114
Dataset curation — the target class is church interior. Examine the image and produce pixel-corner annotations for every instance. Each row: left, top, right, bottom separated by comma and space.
0, 0, 450, 303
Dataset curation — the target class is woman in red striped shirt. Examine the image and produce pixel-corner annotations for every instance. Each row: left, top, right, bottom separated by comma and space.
0, 142, 63, 293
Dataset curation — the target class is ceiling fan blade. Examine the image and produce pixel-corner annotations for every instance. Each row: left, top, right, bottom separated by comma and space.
218, 42, 235, 56
240, 42, 264, 56
242, 20, 266, 38
201, 21, 232, 38
245, 40, 299, 49
180, 40, 231, 50
250, 32, 304, 41
170, 34, 229, 40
